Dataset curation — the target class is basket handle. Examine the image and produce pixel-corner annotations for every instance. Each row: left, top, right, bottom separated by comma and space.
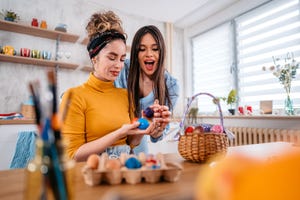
176, 92, 234, 139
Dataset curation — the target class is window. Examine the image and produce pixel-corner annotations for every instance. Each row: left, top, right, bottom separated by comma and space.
236, 0, 300, 112
192, 22, 234, 113
192, 0, 300, 114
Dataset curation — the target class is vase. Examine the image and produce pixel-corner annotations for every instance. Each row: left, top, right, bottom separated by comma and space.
31, 18, 38, 27
284, 94, 294, 115
228, 108, 235, 115
4, 17, 14, 22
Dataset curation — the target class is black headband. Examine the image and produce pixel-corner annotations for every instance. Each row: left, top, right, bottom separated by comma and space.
87, 30, 126, 59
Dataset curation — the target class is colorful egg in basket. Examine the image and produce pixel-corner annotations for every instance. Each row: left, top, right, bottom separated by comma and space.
81, 152, 183, 186
177, 92, 232, 163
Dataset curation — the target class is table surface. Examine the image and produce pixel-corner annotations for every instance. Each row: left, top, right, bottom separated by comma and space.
0, 142, 298, 200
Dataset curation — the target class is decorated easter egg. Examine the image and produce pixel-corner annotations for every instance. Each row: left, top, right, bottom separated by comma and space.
211, 125, 224, 133
184, 126, 195, 135
138, 118, 149, 130
132, 118, 150, 130
143, 107, 154, 118
201, 124, 212, 132
145, 154, 160, 169
194, 125, 204, 134
125, 157, 142, 169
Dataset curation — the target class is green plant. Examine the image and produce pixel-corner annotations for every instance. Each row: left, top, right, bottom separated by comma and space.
226, 89, 237, 108
213, 89, 237, 109
1, 9, 20, 21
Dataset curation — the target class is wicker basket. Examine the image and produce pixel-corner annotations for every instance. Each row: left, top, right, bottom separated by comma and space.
177, 92, 229, 163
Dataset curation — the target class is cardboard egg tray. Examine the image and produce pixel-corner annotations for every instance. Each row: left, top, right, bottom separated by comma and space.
82, 153, 183, 186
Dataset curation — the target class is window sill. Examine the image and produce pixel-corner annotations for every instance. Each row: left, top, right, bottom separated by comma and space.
173, 114, 300, 130
198, 115, 300, 120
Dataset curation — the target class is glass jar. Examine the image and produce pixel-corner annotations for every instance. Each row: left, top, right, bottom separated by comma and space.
24, 138, 75, 200
40, 20, 47, 29
31, 18, 38, 27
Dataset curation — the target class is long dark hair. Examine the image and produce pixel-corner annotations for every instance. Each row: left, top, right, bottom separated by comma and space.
127, 25, 172, 117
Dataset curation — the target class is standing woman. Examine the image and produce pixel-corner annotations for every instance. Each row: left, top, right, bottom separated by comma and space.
60, 11, 154, 162
115, 25, 179, 154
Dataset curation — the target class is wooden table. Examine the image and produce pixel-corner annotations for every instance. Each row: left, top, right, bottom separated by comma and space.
0, 142, 298, 200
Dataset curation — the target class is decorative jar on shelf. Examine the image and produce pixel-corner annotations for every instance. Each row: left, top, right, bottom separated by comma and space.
40, 20, 47, 29
31, 18, 38, 27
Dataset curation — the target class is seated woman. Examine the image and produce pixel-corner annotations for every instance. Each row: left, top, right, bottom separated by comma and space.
60, 11, 156, 162
115, 25, 179, 154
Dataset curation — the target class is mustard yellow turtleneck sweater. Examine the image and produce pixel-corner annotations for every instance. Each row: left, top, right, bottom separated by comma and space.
60, 73, 130, 159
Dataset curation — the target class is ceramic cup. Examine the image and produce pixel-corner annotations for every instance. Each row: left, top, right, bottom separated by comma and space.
31, 49, 41, 59
55, 23, 67, 32
20, 48, 31, 57
42, 50, 51, 60
3, 45, 15, 56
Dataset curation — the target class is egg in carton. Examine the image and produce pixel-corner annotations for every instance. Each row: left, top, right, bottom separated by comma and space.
82, 152, 183, 186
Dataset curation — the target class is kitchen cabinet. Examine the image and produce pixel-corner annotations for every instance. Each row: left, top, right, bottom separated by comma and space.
0, 19, 80, 69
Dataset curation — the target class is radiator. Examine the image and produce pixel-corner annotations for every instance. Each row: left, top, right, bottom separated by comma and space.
227, 127, 300, 146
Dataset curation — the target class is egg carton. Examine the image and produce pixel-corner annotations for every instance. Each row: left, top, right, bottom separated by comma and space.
82, 153, 183, 186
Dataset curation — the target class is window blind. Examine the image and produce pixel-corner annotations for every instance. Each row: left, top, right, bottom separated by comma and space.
236, 0, 300, 112
192, 22, 234, 113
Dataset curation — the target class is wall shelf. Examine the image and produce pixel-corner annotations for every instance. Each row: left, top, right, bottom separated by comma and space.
0, 19, 80, 69
81, 65, 93, 72
0, 119, 35, 125
0, 54, 78, 69
0, 19, 79, 42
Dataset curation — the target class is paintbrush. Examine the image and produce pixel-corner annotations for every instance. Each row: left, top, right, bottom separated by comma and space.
46, 69, 70, 199
47, 70, 61, 139
28, 81, 42, 134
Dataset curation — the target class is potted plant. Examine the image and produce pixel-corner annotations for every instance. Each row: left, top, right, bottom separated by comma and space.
213, 89, 237, 115
1, 9, 20, 22
226, 89, 237, 115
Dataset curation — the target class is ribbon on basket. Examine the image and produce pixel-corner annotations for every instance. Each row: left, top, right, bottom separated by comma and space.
173, 92, 235, 140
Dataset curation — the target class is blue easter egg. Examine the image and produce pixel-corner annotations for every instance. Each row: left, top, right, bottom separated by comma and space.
138, 118, 149, 130
125, 157, 142, 169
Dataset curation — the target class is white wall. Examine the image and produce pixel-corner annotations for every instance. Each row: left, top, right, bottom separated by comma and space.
0, 0, 171, 114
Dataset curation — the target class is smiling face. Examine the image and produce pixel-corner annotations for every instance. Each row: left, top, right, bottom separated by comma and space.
93, 39, 126, 81
138, 33, 160, 76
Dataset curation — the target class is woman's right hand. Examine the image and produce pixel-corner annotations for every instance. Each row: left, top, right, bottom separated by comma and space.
123, 121, 156, 147
119, 120, 155, 136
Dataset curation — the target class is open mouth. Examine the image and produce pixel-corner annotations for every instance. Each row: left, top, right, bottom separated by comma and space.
144, 60, 155, 71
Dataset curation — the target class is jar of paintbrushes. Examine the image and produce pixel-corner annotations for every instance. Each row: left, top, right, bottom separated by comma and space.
24, 70, 75, 200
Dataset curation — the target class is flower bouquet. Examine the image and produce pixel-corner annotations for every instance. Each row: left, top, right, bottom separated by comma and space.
262, 52, 299, 115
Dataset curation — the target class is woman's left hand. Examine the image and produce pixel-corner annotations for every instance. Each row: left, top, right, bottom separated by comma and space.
148, 99, 172, 138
